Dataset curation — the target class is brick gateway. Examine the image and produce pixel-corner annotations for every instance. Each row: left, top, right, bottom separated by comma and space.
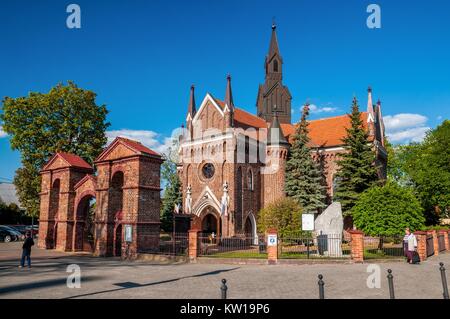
37, 137, 163, 258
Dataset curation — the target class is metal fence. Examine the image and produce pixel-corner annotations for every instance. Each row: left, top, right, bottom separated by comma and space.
363, 235, 405, 259
427, 234, 435, 257
438, 234, 446, 252
279, 233, 350, 259
140, 232, 189, 256
198, 233, 267, 258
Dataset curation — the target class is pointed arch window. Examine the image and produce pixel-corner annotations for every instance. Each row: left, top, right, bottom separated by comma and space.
247, 169, 254, 191
273, 59, 279, 72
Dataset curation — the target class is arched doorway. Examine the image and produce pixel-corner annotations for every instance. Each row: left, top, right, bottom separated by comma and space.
109, 171, 124, 256
74, 194, 96, 252
244, 213, 258, 245
200, 207, 222, 239
48, 179, 60, 249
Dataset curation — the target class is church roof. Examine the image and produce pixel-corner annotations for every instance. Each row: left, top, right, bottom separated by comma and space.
281, 112, 372, 148
211, 96, 372, 148
113, 137, 160, 156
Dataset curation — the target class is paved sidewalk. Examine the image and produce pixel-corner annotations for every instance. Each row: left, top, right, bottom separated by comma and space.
1, 242, 449, 299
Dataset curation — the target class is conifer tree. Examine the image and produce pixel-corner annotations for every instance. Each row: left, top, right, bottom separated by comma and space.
285, 104, 326, 212
333, 97, 379, 216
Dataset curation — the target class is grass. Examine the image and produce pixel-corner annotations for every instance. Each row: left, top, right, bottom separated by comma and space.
203, 251, 268, 259
280, 251, 351, 259
363, 248, 405, 260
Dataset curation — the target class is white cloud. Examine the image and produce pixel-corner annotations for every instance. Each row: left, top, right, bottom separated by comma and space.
106, 129, 180, 157
386, 127, 430, 143
383, 113, 430, 143
383, 113, 427, 131
308, 104, 339, 114
0, 126, 7, 138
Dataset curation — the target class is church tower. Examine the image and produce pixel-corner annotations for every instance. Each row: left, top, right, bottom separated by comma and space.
256, 23, 292, 124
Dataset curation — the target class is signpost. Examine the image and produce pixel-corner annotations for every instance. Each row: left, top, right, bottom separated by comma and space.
268, 234, 277, 246
124, 225, 132, 259
302, 214, 315, 259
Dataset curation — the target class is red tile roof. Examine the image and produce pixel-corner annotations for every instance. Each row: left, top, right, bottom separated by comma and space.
281, 113, 371, 148
57, 152, 92, 169
116, 137, 160, 156
211, 95, 372, 148
213, 98, 267, 129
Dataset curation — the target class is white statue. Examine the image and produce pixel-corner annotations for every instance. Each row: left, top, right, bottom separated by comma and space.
220, 182, 230, 217
185, 184, 192, 214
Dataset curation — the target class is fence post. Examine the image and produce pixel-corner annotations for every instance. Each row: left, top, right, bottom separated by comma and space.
318, 274, 325, 299
221, 279, 228, 299
348, 230, 364, 263
414, 231, 427, 262
387, 269, 395, 299
440, 230, 450, 251
439, 263, 449, 299
266, 229, 278, 265
188, 229, 199, 262
430, 230, 439, 256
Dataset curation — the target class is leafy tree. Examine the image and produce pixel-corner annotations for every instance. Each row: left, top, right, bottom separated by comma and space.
1, 81, 110, 217
333, 97, 379, 217
285, 105, 326, 212
257, 197, 303, 237
403, 120, 450, 224
385, 138, 415, 187
352, 182, 425, 236
160, 136, 182, 232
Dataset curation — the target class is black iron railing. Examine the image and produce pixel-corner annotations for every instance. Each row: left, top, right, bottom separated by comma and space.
198, 233, 266, 258
280, 233, 350, 259
426, 234, 435, 257
363, 235, 405, 259
140, 232, 189, 256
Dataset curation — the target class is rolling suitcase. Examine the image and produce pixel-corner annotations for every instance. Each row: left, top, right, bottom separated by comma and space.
412, 251, 420, 264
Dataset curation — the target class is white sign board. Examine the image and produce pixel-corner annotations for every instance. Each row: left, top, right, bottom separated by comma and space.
302, 214, 315, 231
267, 234, 277, 246
124, 225, 133, 243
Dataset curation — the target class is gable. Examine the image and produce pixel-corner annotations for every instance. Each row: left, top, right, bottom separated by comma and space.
192, 95, 224, 134
42, 153, 92, 172
74, 174, 97, 191
96, 141, 139, 162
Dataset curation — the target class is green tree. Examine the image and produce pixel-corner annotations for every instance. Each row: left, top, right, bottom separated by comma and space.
1, 81, 109, 217
257, 197, 303, 237
352, 182, 425, 236
385, 138, 415, 187
403, 120, 450, 224
160, 136, 182, 232
285, 105, 326, 212
333, 97, 379, 216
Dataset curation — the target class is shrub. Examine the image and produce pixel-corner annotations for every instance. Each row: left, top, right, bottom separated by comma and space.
257, 197, 303, 237
352, 182, 425, 236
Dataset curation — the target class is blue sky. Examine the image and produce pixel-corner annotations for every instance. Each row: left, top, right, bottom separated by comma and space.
0, 0, 449, 181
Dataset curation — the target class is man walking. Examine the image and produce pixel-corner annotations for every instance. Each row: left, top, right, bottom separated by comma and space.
19, 231, 34, 268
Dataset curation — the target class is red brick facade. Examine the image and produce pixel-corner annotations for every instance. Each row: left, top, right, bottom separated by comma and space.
38, 137, 163, 258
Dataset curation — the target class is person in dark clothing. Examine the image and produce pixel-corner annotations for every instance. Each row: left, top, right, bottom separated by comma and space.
19, 231, 34, 268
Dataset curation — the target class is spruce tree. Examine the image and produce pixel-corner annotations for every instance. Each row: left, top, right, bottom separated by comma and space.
285, 104, 326, 212
333, 97, 379, 216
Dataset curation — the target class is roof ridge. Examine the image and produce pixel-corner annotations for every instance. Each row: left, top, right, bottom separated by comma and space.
308, 111, 368, 122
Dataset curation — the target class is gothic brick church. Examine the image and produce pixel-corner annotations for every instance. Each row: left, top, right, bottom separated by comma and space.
178, 25, 387, 238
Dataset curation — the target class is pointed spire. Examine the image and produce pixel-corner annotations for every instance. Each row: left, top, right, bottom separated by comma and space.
224, 74, 234, 112
268, 22, 280, 60
187, 84, 196, 119
367, 86, 375, 123
267, 105, 289, 146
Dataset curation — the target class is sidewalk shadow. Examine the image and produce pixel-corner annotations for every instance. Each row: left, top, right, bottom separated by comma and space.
0, 275, 104, 296
65, 267, 239, 299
